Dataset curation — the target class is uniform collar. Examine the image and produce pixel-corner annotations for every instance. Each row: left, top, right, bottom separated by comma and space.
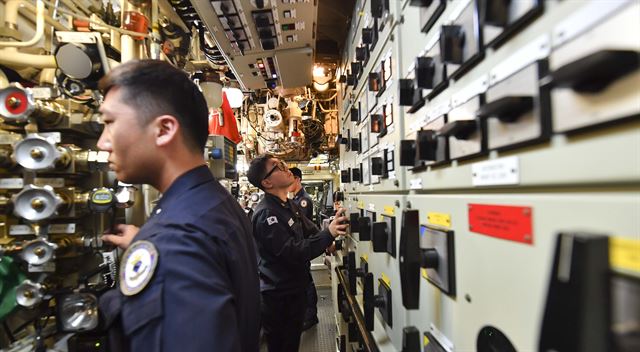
156, 165, 213, 210
265, 192, 290, 208
293, 188, 307, 200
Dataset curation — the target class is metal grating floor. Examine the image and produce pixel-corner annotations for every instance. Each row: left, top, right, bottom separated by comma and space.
259, 286, 336, 352
299, 287, 336, 352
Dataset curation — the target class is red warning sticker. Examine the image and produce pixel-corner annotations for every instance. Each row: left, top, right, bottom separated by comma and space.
468, 204, 533, 245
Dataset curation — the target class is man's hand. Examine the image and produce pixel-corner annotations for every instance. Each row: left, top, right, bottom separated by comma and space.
328, 208, 348, 238
102, 224, 140, 250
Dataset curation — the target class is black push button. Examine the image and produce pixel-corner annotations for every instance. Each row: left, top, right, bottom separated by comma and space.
371, 157, 384, 176
399, 79, 417, 106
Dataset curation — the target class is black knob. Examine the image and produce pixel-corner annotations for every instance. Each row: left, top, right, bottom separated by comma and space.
351, 61, 362, 77
362, 27, 374, 44
350, 136, 360, 152
439, 120, 478, 140
476, 96, 534, 123
545, 50, 640, 93
421, 248, 439, 269
339, 74, 347, 83
399, 210, 421, 309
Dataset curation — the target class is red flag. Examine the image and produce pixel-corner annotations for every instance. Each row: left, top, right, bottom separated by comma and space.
208, 91, 242, 144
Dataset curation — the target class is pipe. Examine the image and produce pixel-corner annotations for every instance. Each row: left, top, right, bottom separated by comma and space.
18, 1, 70, 32
150, 0, 160, 59
335, 266, 380, 352
0, 0, 45, 47
0, 70, 9, 89
0, 47, 56, 68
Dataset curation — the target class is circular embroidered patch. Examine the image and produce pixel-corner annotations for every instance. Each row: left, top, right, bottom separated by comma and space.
300, 200, 308, 207
120, 240, 159, 296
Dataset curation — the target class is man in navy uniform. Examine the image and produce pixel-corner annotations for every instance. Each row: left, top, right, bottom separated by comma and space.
289, 167, 313, 221
288, 167, 319, 330
247, 155, 348, 352
97, 60, 260, 352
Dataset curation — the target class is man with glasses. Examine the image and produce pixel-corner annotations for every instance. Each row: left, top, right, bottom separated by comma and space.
247, 154, 348, 352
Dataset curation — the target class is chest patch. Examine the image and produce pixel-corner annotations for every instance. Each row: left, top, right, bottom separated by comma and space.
288, 218, 295, 227
120, 240, 159, 296
267, 216, 278, 225
300, 200, 308, 207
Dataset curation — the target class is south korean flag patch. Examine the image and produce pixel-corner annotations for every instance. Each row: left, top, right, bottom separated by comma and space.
267, 216, 278, 225
300, 200, 308, 208
120, 240, 159, 296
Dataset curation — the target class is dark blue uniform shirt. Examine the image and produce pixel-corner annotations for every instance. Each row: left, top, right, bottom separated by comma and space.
100, 165, 260, 352
292, 188, 314, 221
252, 193, 333, 294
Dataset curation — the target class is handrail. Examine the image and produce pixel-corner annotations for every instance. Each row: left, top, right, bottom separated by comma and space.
335, 265, 380, 352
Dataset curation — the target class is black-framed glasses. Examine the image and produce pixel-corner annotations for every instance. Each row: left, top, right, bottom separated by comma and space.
263, 160, 288, 181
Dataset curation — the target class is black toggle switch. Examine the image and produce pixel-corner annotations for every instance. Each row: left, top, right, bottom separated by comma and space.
369, 72, 381, 92
545, 49, 640, 93
417, 130, 438, 161
351, 61, 362, 78
400, 140, 417, 166
440, 25, 466, 64
356, 46, 368, 62
350, 136, 361, 152
539, 232, 610, 352
399, 210, 421, 309
334, 239, 343, 250
371, 157, 384, 176
362, 27, 374, 44
402, 326, 421, 352
339, 133, 349, 145
483, 0, 510, 27
409, 0, 433, 6
363, 272, 392, 331
357, 216, 371, 241
399, 79, 419, 106
351, 168, 361, 182
439, 120, 478, 140
345, 251, 359, 295
371, 0, 389, 19
372, 221, 389, 252
341, 169, 351, 183
350, 107, 360, 122
476, 96, 534, 123
349, 212, 360, 233
346, 73, 355, 86
415, 56, 437, 89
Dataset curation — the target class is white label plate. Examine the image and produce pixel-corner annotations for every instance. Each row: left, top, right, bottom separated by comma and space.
472, 156, 520, 186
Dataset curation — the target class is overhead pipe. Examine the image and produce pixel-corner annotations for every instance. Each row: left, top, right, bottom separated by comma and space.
0, 0, 45, 47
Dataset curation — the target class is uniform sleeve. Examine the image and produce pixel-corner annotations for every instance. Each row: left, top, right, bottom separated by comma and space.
253, 209, 332, 264
299, 196, 314, 220
152, 231, 242, 351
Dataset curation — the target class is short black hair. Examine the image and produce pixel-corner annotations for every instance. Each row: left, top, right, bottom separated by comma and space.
98, 60, 209, 152
247, 154, 274, 190
290, 167, 302, 179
